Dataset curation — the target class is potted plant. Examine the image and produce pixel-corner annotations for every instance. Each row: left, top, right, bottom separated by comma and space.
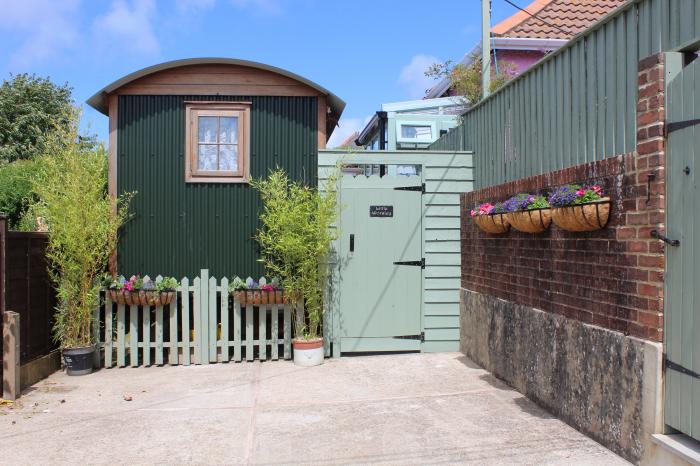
32, 121, 133, 376
470, 202, 509, 234
144, 276, 178, 306
230, 277, 285, 305
548, 184, 611, 232
251, 168, 338, 367
106, 275, 142, 306
503, 193, 552, 233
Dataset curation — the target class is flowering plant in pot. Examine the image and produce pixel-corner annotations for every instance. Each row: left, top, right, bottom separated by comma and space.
503, 193, 552, 233
548, 184, 611, 232
229, 277, 284, 305
31, 121, 133, 376
251, 168, 338, 367
470, 202, 509, 234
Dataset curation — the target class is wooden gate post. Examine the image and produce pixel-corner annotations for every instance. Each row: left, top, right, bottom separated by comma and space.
3, 311, 20, 400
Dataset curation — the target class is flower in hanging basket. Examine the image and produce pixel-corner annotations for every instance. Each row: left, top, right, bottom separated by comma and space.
548, 184, 611, 232
229, 277, 285, 305
470, 202, 510, 234
503, 193, 552, 233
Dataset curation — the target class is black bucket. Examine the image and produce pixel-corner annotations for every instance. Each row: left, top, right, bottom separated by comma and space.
63, 346, 95, 376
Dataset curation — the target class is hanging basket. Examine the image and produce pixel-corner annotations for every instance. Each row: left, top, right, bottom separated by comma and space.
107, 289, 126, 305
506, 209, 552, 233
473, 214, 510, 234
143, 290, 176, 306
232, 290, 285, 305
552, 198, 611, 232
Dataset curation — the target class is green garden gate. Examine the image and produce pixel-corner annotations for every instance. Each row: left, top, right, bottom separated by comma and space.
319, 150, 474, 356
664, 51, 700, 442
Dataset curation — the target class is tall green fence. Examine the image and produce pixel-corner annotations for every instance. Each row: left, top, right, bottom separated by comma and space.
430, 0, 700, 188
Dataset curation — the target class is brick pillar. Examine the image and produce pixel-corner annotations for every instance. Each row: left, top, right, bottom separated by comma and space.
632, 53, 666, 341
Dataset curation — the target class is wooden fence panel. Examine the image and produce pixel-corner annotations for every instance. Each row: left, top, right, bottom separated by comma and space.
97, 271, 295, 367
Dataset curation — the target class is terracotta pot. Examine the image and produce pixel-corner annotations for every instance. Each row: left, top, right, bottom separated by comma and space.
474, 214, 510, 234
506, 209, 552, 233
292, 337, 324, 367
552, 198, 611, 232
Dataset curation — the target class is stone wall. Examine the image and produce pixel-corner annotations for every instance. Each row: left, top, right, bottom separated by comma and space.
458, 53, 669, 464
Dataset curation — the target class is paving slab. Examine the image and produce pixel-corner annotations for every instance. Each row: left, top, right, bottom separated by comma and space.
0, 352, 629, 465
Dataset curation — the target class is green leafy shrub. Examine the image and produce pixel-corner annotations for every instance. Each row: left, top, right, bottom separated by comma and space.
0, 158, 39, 228
251, 168, 338, 340
32, 124, 133, 349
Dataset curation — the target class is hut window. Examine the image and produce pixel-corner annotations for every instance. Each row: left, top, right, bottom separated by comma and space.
185, 102, 250, 183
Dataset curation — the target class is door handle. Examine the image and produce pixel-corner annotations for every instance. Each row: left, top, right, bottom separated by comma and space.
350, 234, 354, 252
650, 229, 680, 247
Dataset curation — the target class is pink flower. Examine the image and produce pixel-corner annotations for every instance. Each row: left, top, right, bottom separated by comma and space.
478, 203, 495, 215
470, 209, 477, 217
592, 185, 602, 194
260, 284, 275, 291
576, 189, 586, 196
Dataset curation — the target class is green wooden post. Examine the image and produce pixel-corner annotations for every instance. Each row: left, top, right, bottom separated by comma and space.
155, 305, 164, 365
271, 304, 279, 360
181, 278, 191, 365
220, 277, 229, 362
169, 286, 179, 365
283, 303, 291, 359
208, 275, 217, 363
245, 304, 253, 361
104, 296, 113, 368
233, 298, 242, 362
193, 276, 202, 364
116, 304, 125, 367
259, 304, 267, 360
200, 269, 210, 365
129, 304, 138, 367
143, 305, 151, 366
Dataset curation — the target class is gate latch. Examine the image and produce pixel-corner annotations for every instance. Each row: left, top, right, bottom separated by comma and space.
394, 183, 425, 193
650, 229, 680, 247
392, 332, 425, 342
393, 258, 425, 269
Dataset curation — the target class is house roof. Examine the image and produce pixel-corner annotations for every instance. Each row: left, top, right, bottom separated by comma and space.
492, 0, 626, 39
86, 57, 346, 119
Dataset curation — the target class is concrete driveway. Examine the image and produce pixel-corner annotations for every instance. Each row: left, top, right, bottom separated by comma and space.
1, 353, 627, 465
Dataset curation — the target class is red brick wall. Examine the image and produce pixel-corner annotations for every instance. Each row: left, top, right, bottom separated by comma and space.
459, 53, 667, 342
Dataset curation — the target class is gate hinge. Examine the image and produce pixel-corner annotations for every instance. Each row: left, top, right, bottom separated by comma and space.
392, 332, 425, 342
393, 258, 425, 269
664, 357, 700, 380
394, 183, 425, 194
666, 118, 700, 137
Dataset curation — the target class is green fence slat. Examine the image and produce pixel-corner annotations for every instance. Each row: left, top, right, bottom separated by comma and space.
246, 304, 254, 362
130, 304, 138, 367
169, 290, 178, 365
193, 276, 201, 364
208, 275, 217, 363
271, 304, 279, 361
234, 298, 242, 362
259, 305, 267, 360
117, 304, 125, 367
105, 297, 113, 368
220, 277, 229, 362
200, 270, 210, 365
143, 305, 151, 366
283, 304, 292, 359
155, 305, 164, 365
181, 279, 191, 366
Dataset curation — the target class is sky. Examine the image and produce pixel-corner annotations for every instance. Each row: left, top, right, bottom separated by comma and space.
0, 0, 517, 147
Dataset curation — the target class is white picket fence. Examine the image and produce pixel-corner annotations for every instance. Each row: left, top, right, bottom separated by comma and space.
93, 269, 305, 368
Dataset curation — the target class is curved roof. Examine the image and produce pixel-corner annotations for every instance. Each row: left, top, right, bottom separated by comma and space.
86, 57, 345, 117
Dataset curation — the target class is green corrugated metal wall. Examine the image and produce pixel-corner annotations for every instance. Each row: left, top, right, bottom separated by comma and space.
117, 95, 318, 278
429, 0, 700, 188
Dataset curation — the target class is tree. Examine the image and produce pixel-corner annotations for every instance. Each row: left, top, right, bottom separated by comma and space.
32, 122, 133, 349
425, 52, 516, 106
0, 73, 75, 164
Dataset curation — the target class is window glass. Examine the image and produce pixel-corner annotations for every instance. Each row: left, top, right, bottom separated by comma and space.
401, 124, 432, 141
219, 145, 238, 171
219, 117, 238, 144
198, 144, 217, 170
198, 117, 218, 143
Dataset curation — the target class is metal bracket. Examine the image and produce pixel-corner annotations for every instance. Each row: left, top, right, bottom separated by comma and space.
394, 183, 425, 194
664, 357, 700, 380
392, 332, 425, 342
393, 258, 425, 269
650, 229, 680, 247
